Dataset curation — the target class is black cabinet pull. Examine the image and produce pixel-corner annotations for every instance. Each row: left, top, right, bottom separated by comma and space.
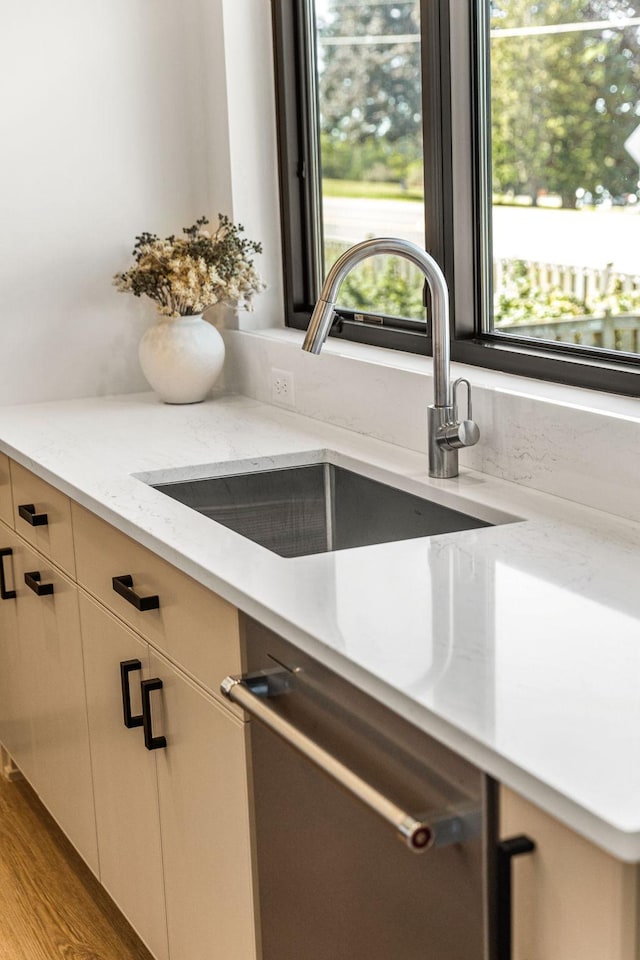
18, 503, 49, 527
141, 678, 167, 750
120, 659, 144, 728
496, 835, 536, 960
0, 548, 16, 600
24, 571, 54, 597
112, 574, 160, 612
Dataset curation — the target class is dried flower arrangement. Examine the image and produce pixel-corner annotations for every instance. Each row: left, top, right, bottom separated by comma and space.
114, 215, 265, 318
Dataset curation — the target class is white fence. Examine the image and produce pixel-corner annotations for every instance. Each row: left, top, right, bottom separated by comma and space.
494, 259, 640, 352
493, 259, 640, 310
500, 312, 640, 352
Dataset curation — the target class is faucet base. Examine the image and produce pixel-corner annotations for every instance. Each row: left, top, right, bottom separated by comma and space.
427, 405, 460, 479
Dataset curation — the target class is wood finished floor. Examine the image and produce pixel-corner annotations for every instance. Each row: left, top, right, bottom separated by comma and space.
0, 774, 154, 960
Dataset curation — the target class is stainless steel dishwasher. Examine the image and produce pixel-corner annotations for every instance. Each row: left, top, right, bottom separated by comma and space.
222, 616, 499, 960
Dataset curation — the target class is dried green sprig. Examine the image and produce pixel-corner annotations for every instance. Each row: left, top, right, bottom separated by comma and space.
113, 215, 265, 318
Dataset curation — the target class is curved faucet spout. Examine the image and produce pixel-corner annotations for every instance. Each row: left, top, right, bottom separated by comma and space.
303, 237, 451, 407
302, 237, 479, 479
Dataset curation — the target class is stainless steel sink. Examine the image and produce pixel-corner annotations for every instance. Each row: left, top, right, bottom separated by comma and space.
151, 462, 491, 558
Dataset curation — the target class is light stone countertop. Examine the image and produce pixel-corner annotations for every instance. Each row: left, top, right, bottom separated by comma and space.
1, 391, 639, 860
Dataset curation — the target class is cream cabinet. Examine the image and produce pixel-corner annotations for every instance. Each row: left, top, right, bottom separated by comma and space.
71, 502, 243, 714
79, 594, 256, 960
150, 647, 256, 960
10, 461, 76, 576
0, 521, 34, 781
500, 786, 640, 960
72, 494, 256, 960
0, 457, 257, 960
2, 520, 98, 873
79, 594, 169, 960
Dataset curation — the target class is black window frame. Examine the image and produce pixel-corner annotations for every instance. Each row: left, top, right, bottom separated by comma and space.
271, 0, 640, 398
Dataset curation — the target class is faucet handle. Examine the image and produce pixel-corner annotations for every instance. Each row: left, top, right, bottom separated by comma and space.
440, 378, 480, 450
453, 378, 474, 420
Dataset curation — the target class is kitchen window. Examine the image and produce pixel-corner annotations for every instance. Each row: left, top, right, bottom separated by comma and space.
272, 0, 640, 395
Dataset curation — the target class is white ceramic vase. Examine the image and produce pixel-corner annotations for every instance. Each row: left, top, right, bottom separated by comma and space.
138, 314, 225, 404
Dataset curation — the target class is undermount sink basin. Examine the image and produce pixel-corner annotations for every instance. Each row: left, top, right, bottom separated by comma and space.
150, 460, 492, 558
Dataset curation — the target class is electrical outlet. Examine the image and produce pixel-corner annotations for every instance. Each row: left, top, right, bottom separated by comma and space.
270, 368, 295, 407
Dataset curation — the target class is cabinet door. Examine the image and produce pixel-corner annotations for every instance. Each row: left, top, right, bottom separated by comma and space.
149, 649, 257, 960
0, 523, 34, 778
501, 786, 638, 960
79, 593, 169, 960
14, 542, 98, 873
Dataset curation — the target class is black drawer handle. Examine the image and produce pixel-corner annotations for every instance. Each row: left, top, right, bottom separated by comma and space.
497, 835, 536, 960
0, 548, 16, 600
141, 678, 166, 750
112, 574, 160, 612
18, 503, 49, 527
120, 659, 144, 729
24, 570, 54, 597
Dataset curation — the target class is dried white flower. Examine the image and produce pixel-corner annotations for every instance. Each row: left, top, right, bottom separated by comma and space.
113, 215, 265, 318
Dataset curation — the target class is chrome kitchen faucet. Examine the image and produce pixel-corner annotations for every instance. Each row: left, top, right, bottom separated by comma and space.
302, 237, 480, 478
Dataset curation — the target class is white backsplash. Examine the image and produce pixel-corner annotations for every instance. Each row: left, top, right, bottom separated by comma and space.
223, 328, 640, 524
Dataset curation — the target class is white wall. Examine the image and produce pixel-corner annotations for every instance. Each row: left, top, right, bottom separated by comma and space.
221, 0, 284, 332
0, 0, 283, 406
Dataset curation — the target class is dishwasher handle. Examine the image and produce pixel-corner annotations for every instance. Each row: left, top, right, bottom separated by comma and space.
221, 674, 478, 854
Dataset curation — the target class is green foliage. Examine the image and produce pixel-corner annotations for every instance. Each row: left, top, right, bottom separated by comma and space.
405, 159, 425, 191
318, 1, 423, 183
320, 132, 422, 186
318, 1, 422, 145
316, 0, 640, 206
490, 0, 640, 205
322, 178, 423, 202
596, 277, 640, 315
324, 243, 426, 321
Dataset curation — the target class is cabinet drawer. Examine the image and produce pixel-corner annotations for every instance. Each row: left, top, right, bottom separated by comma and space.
71, 503, 243, 709
0, 453, 13, 527
10, 462, 75, 576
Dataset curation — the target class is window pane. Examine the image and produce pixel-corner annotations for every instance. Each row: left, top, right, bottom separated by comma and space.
315, 0, 427, 323
489, 0, 640, 354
